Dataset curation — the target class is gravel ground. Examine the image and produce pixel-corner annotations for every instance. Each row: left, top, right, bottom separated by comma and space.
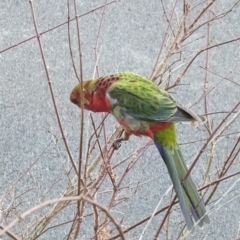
1, 1, 240, 239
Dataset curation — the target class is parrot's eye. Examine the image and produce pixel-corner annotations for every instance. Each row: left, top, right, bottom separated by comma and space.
71, 98, 79, 105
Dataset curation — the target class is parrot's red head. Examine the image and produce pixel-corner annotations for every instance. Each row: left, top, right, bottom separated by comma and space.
70, 79, 112, 112
70, 80, 95, 110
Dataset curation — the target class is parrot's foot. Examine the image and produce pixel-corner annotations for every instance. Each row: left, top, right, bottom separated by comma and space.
112, 138, 124, 150
112, 131, 130, 150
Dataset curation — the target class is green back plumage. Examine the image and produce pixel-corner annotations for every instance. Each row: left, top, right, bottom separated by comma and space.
108, 72, 177, 121
108, 72, 200, 123
153, 123, 177, 149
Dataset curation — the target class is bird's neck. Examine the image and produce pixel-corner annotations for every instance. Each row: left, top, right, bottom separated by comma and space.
87, 93, 111, 112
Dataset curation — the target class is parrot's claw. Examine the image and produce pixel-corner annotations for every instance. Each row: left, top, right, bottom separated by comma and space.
112, 138, 123, 150
113, 132, 130, 150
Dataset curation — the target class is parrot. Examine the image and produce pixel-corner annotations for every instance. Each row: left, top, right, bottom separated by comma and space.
70, 71, 210, 230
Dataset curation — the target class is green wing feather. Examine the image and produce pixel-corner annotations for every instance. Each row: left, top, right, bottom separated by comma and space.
107, 72, 202, 122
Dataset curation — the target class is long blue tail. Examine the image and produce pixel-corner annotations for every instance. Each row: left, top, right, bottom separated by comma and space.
154, 141, 210, 230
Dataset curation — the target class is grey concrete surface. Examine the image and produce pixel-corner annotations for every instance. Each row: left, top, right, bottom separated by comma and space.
1, 1, 240, 239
